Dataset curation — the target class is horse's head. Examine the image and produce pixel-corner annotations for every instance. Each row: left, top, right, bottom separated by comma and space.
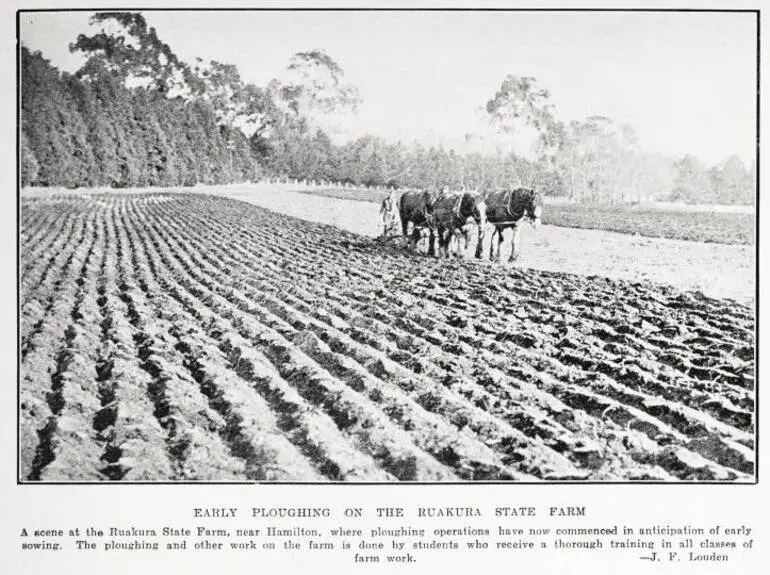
462, 191, 486, 227
525, 190, 544, 229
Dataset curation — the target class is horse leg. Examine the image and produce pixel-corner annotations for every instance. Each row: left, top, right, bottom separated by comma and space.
494, 227, 504, 262
456, 230, 466, 258
438, 228, 448, 259
412, 226, 422, 252
404, 219, 413, 250
475, 222, 485, 259
428, 228, 437, 257
459, 229, 469, 257
444, 229, 453, 258
447, 230, 456, 258
445, 229, 454, 259
489, 227, 496, 260
508, 224, 521, 263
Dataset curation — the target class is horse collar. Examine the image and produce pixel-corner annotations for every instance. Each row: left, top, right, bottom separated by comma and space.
453, 195, 463, 219
506, 190, 516, 219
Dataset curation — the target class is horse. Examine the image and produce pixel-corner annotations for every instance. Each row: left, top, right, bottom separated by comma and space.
398, 189, 440, 256
483, 188, 543, 262
429, 190, 486, 259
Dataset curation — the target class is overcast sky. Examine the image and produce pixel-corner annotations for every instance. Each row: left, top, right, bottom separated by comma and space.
20, 9, 757, 166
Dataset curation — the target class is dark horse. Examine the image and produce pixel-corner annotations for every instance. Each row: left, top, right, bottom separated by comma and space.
484, 188, 543, 262
430, 191, 486, 259
398, 189, 439, 256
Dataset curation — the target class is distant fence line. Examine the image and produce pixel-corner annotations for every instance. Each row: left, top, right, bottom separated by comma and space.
20, 178, 756, 215
260, 176, 419, 192
258, 177, 755, 214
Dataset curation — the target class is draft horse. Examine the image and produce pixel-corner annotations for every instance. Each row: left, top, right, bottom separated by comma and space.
398, 189, 440, 256
430, 191, 486, 259
484, 188, 543, 262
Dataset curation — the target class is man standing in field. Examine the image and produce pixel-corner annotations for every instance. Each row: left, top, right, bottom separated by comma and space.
379, 189, 400, 238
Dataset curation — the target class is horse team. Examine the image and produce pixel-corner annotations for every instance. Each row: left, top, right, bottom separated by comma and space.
383, 186, 543, 262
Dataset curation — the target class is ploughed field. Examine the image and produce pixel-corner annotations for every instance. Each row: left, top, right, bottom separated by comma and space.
20, 193, 755, 482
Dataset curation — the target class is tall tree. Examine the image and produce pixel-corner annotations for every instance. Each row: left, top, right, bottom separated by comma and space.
552, 116, 641, 202
709, 155, 752, 205
272, 50, 361, 139
67, 73, 121, 186
484, 75, 561, 161
282, 50, 361, 115
71, 12, 188, 95
21, 47, 95, 187
671, 154, 710, 203
20, 131, 39, 186
188, 59, 278, 141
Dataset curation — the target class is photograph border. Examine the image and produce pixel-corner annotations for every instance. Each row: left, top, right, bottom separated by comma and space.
16, 6, 761, 486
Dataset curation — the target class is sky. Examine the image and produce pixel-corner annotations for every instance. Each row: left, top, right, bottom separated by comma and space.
19, 9, 758, 166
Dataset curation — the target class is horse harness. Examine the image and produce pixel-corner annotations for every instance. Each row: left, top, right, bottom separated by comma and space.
421, 201, 434, 228
430, 193, 466, 229
492, 189, 529, 226
453, 194, 464, 220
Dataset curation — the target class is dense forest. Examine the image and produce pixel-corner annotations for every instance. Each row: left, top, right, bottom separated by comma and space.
20, 12, 755, 204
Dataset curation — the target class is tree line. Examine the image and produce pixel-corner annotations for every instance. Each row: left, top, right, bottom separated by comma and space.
21, 12, 755, 205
